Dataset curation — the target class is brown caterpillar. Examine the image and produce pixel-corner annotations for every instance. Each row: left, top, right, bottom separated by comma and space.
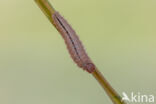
52, 12, 95, 73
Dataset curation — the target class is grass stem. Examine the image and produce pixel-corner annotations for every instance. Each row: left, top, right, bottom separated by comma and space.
35, 0, 55, 24
92, 68, 126, 104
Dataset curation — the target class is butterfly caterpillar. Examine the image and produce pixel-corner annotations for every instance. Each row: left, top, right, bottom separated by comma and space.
52, 12, 95, 73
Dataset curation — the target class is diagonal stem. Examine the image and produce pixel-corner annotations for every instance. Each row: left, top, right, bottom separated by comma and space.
35, 0, 56, 24
92, 68, 126, 104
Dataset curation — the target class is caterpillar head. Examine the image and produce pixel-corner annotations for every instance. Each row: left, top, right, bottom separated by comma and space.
84, 63, 96, 73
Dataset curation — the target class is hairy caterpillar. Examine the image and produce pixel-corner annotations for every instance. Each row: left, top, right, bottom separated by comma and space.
52, 12, 95, 73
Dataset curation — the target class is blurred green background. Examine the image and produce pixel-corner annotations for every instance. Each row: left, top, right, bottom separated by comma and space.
0, 0, 156, 104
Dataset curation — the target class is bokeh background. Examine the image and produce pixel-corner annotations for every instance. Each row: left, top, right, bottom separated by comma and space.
0, 0, 156, 104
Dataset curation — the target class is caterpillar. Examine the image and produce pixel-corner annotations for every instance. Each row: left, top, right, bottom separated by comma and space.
52, 12, 95, 73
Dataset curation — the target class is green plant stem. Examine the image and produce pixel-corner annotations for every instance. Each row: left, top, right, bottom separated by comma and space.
34, 0, 126, 104
92, 68, 126, 104
35, 0, 55, 24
